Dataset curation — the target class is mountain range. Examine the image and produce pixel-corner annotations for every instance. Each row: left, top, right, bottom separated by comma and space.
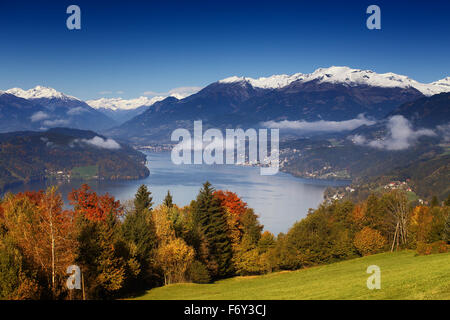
1, 66, 449, 143
86, 96, 171, 123
0, 86, 116, 133
108, 66, 450, 143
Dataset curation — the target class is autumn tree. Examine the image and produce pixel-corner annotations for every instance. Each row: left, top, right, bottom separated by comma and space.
37, 187, 76, 297
445, 194, 450, 207
353, 227, 386, 256
0, 233, 40, 299
258, 231, 276, 254
383, 190, 410, 251
444, 213, 450, 244
70, 185, 126, 299
409, 206, 433, 245
151, 205, 196, 285
0, 188, 76, 299
214, 190, 248, 248
156, 238, 195, 285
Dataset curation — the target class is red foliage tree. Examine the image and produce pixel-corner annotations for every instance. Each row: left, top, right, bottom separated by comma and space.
68, 184, 123, 222
214, 190, 248, 246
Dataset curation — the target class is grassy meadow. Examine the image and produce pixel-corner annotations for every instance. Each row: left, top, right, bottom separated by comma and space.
134, 251, 450, 300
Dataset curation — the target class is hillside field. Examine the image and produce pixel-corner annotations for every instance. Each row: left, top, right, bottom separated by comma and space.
134, 251, 450, 300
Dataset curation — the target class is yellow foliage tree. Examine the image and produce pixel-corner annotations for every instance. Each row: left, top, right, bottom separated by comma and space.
409, 206, 433, 245
353, 227, 386, 256
156, 238, 195, 285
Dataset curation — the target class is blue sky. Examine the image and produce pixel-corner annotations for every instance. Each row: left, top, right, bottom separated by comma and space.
0, 0, 449, 100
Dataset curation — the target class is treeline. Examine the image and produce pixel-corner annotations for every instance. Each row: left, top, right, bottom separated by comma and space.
0, 183, 449, 299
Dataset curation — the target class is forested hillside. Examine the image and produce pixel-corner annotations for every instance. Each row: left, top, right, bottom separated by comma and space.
0, 128, 149, 191
1, 182, 448, 299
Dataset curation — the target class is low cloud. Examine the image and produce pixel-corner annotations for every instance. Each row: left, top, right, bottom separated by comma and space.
67, 107, 87, 115
262, 114, 375, 132
437, 123, 450, 141
349, 115, 436, 150
98, 90, 124, 95
43, 119, 70, 127
30, 111, 50, 122
79, 136, 121, 150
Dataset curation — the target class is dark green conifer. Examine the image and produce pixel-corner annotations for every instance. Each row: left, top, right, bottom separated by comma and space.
134, 184, 153, 214
193, 181, 233, 278
164, 190, 173, 208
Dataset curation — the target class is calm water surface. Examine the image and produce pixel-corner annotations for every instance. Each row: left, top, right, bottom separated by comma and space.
5, 152, 348, 234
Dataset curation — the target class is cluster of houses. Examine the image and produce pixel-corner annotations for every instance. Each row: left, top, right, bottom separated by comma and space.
328, 186, 355, 201
137, 144, 173, 152
383, 180, 413, 192
45, 169, 71, 181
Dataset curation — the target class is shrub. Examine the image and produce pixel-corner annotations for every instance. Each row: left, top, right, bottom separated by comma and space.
353, 227, 386, 256
416, 241, 449, 255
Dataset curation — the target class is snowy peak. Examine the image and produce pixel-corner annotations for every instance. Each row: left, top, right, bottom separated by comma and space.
219, 66, 450, 96
431, 77, 450, 87
86, 96, 169, 111
5, 86, 78, 100
219, 73, 305, 89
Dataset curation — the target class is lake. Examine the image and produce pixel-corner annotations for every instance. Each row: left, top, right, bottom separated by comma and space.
4, 152, 348, 234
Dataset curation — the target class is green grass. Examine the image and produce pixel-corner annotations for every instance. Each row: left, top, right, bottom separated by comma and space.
134, 251, 450, 300
71, 165, 98, 179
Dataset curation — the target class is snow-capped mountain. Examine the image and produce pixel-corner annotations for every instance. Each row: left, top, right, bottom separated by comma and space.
2, 66, 448, 139
6, 85, 78, 101
87, 96, 166, 111
86, 96, 177, 123
1, 86, 116, 132
110, 66, 443, 142
0, 92, 49, 133
219, 66, 450, 96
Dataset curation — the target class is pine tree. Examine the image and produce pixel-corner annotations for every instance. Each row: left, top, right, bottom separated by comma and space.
121, 185, 157, 290
193, 182, 233, 279
444, 194, 450, 207
134, 185, 153, 214
430, 195, 439, 207
164, 190, 173, 208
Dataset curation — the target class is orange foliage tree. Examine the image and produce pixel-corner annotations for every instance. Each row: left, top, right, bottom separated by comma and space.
1, 187, 76, 298
353, 226, 386, 256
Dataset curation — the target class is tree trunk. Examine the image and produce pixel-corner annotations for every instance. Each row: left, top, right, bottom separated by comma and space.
391, 222, 399, 252
48, 192, 56, 298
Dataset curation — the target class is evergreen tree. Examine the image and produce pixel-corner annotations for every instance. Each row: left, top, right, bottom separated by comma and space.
134, 185, 153, 214
430, 195, 439, 207
193, 182, 233, 278
164, 190, 173, 208
121, 186, 157, 290
444, 194, 450, 206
